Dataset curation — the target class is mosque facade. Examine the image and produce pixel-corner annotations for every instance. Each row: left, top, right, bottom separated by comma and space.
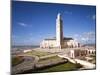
40, 13, 80, 49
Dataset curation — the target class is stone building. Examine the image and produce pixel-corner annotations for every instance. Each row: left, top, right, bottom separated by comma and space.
69, 49, 96, 58
70, 49, 87, 58
40, 13, 80, 49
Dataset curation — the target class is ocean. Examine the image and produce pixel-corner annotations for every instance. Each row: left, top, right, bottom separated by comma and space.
11, 45, 39, 51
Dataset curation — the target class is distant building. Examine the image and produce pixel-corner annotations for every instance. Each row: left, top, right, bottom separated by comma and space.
70, 49, 96, 58
40, 13, 80, 49
70, 49, 87, 58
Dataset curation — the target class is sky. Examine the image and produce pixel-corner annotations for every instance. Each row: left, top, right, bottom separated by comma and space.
12, 1, 96, 46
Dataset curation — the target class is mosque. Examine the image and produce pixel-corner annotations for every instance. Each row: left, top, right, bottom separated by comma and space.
40, 13, 80, 49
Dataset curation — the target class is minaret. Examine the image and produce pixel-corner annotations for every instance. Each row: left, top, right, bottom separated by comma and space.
56, 13, 63, 49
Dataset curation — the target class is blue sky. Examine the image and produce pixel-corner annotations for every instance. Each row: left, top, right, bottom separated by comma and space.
12, 1, 96, 45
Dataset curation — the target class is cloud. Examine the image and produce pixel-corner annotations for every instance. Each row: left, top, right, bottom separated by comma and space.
92, 15, 96, 20
74, 34, 80, 37
81, 31, 95, 44
87, 14, 96, 20
64, 11, 72, 15
29, 33, 33, 36
81, 37, 89, 41
18, 22, 27, 27
83, 32, 95, 39
12, 35, 19, 39
72, 31, 95, 44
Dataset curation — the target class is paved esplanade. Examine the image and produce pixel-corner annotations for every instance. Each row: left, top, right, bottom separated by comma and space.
12, 55, 39, 74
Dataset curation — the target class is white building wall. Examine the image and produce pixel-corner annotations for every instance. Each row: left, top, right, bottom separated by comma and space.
40, 39, 80, 48
63, 40, 79, 48
40, 40, 56, 48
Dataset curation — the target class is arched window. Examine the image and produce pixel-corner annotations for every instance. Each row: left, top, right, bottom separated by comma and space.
92, 51, 94, 54
88, 51, 90, 54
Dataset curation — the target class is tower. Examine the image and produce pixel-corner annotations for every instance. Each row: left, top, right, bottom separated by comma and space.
56, 13, 63, 48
